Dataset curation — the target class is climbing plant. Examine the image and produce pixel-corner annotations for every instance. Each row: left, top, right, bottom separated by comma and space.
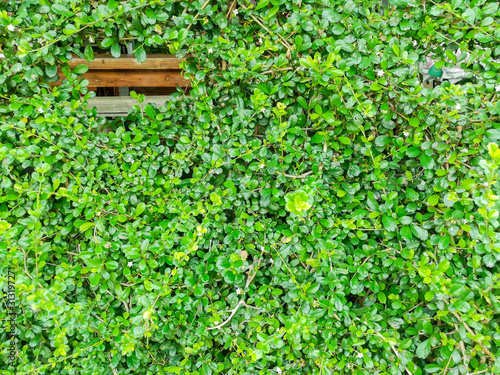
1, 0, 500, 374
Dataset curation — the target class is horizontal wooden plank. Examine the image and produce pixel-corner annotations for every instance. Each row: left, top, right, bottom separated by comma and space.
87, 95, 170, 117
67, 54, 184, 70
50, 69, 189, 87
128, 86, 179, 95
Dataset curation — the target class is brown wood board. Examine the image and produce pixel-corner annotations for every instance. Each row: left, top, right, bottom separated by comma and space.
49, 69, 189, 87
66, 54, 184, 70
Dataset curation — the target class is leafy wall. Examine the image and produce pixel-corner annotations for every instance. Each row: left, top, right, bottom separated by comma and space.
1, 0, 500, 374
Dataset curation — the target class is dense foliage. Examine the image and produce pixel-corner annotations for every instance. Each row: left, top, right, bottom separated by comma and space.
1, 0, 500, 374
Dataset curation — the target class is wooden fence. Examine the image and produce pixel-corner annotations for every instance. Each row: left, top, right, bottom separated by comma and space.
51, 53, 188, 117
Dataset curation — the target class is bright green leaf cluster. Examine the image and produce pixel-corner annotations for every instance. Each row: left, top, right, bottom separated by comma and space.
1, 1, 500, 375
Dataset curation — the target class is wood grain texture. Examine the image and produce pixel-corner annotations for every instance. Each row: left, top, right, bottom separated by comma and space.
67, 54, 184, 70
87, 95, 171, 117
49, 70, 189, 87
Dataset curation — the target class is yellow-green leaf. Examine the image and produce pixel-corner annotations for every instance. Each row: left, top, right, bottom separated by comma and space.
428, 195, 439, 206
79, 222, 95, 232
136, 202, 146, 216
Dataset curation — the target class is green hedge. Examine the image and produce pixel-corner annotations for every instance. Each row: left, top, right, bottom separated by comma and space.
1, 0, 500, 374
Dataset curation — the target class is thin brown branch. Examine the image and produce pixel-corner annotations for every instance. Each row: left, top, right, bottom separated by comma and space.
282, 171, 313, 179
207, 258, 261, 331
186, 0, 211, 30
